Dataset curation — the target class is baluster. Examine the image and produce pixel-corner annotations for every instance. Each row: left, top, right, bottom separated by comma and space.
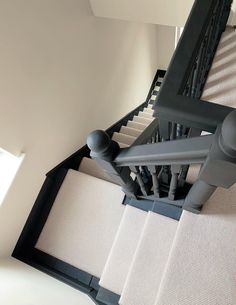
159, 165, 170, 185
156, 127, 160, 143
159, 119, 171, 141
176, 124, 183, 138
170, 122, 177, 140
195, 39, 207, 98
168, 165, 181, 200
198, 35, 211, 90
186, 66, 195, 97
178, 164, 189, 188
211, 1, 226, 48
151, 135, 155, 144
130, 166, 149, 197
204, 11, 216, 65
141, 166, 149, 184
148, 165, 160, 198
191, 53, 202, 98
87, 130, 139, 198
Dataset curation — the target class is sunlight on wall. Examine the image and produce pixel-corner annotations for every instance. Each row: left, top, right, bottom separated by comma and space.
0, 149, 24, 205
175, 26, 184, 49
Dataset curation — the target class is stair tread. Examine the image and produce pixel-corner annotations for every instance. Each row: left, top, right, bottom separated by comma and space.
120, 126, 143, 138
137, 113, 154, 120
118, 142, 129, 148
99, 205, 147, 295
112, 132, 136, 146
155, 184, 236, 305
120, 212, 178, 305
127, 120, 147, 131
150, 94, 157, 101
79, 157, 117, 185
36, 170, 125, 278
138, 111, 153, 119
143, 107, 154, 114
133, 115, 153, 125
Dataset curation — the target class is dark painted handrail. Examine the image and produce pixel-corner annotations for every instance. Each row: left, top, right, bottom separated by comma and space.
115, 135, 213, 166
88, 109, 236, 212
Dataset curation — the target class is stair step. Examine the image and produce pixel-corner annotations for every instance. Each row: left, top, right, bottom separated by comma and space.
143, 107, 154, 114
150, 95, 157, 103
79, 157, 117, 185
127, 120, 147, 131
99, 205, 147, 295
132, 115, 153, 126
148, 104, 153, 109
36, 170, 125, 278
120, 126, 143, 138
118, 142, 129, 148
138, 111, 153, 119
138, 112, 154, 120
155, 184, 236, 305
120, 212, 178, 305
154, 86, 160, 92
150, 94, 157, 100
112, 132, 136, 146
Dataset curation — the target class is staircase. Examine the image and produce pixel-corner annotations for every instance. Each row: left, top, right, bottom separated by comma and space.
34, 173, 180, 305
34, 76, 175, 305
13, 1, 236, 305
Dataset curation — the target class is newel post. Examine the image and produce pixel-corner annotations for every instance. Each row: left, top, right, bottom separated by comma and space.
184, 110, 236, 213
87, 130, 139, 198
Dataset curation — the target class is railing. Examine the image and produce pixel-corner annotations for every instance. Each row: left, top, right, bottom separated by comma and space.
155, 0, 233, 134
88, 0, 236, 213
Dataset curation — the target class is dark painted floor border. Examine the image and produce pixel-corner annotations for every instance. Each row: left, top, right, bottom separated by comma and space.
96, 287, 120, 305
14, 251, 106, 305
128, 198, 183, 221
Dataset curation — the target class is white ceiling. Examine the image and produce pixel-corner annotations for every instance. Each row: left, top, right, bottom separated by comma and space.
89, 0, 195, 27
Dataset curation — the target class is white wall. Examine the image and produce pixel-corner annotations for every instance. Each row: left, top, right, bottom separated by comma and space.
0, 258, 94, 305
156, 26, 176, 70
228, 0, 236, 25
90, 0, 194, 27
0, 0, 161, 257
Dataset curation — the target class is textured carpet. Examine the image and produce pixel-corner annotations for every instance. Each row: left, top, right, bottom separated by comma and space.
99, 205, 147, 295
36, 170, 125, 278
155, 184, 236, 305
120, 212, 178, 305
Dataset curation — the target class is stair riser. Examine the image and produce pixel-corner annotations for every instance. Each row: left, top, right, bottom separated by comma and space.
127, 121, 147, 131
138, 111, 153, 119
132, 116, 152, 126
112, 132, 136, 146
120, 126, 142, 138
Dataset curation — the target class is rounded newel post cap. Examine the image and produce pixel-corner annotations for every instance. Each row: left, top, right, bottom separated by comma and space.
87, 130, 111, 154
219, 110, 236, 158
